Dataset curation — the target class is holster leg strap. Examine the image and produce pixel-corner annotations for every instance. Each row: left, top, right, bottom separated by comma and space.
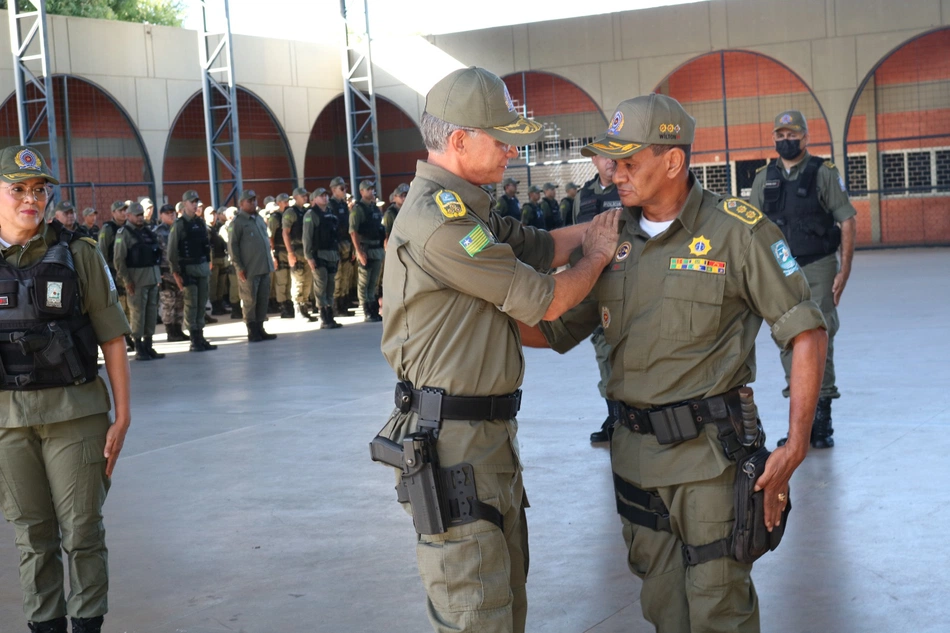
682, 538, 732, 567
613, 473, 671, 532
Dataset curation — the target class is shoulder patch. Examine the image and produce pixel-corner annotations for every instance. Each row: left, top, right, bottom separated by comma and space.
719, 198, 763, 226
435, 190, 467, 219
116, 227, 125, 234
823, 160, 836, 170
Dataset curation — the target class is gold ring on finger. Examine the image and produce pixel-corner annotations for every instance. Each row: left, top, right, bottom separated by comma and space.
777, 492, 787, 502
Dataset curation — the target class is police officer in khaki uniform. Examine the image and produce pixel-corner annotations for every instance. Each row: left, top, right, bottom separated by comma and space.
383, 183, 409, 243
153, 204, 188, 342
376, 67, 620, 633
522, 95, 828, 633
228, 190, 277, 342
327, 177, 356, 317
167, 190, 216, 352
283, 187, 317, 322
520, 184, 545, 229
303, 188, 342, 329
0, 145, 132, 633
539, 182, 563, 229
559, 181, 578, 226
52, 200, 79, 231
207, 206, 230, 315
493, 176, 521, 220
749, 110, 857, 449
268, 194, 293, 318
113, 202, 164, 361
349, 180, 385, 322
98, 200, 134, 351
81, 207, 99, 240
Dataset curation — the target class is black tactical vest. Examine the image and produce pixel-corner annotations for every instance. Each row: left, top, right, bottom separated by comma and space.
575, 176, 622, 224
499, 195, 520, 220
327, 198, 350, 241
102, 220, 119, 266
123, 225, 162, 268
0, 224, 100, 390
270, 211, 286, 253
313, 209, 339, 254
356, 201, 384, 246
176, 216, 210, 265
523, 202, 545, 230
541, 197, 563, 229
289, 207, 305, 245
762, 156, 840, 266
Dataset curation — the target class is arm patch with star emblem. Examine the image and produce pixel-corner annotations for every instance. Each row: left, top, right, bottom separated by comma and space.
719, 198, 763, 226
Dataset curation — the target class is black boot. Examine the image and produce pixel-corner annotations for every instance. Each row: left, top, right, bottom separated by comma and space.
267, 298, 281, 314
295, 304, 317, 322
279, 300, 294, 319
210, 300, 227, 315
27, 616, 67, 633
230, 304, 243, 320
166, 323, 189, 342
246, 322, 263, 343
258, 321, 278, 341
144, 336, 165, 359
198, 329, 217, 351
590, 400, 617, 443
70, 616, 103, 633
811, 397, 834, 449
134, 337, 151, 361
189, 329, 206, 352
125, 334, 135, 352
320, 307, 342, 329
336, 297, 354, 317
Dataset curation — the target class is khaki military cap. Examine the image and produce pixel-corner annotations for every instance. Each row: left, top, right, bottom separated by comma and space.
329, 176, 347, 188
528, 185, 542, 194
425, 66, 545, 146
542, 182, 556, 191
394, 183, 410, 195
583, 94, 695, 160
54, 200, 75, 212
263, 195, 275, 205
311, 187, 328, 198
359, 180, 375, 191
239, 189, 257, 201
82, 207, 97, 217
292, 186, 308, 197
276, 193, 290, 203
774, 110, 807, 133
160, 205, 176, 215
0, 145, 59, 185
565, 182, 579, 191
128, 202, 145, 215
502, 177, 519, 187
182, 190, 200, 202
111, 200, 130, 212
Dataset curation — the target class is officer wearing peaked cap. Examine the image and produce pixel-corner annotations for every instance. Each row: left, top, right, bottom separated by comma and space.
521, 93, 828, 632
375, 66, 620, 633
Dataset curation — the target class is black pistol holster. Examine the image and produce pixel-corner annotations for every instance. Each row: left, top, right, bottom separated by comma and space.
369, 382, 520, 535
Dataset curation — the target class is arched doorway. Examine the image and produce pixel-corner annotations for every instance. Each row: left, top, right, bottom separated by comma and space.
164, 88, 297, 207
844, 27, 950, 247
501, 71, 607, 190
0, 75, 155, 222
656, 51, 832, 199
303, 94, 426, 201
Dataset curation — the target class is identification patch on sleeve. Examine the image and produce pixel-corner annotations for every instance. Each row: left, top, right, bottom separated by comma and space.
721, 198, 763, 226
770, 240, 800, 276
460, 225, 491, 257
103, 264, 117, 291
435, 190, 467, 218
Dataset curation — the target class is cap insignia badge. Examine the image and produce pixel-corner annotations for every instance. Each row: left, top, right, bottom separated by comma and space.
14, 148, 41, 170
608, 111, 624, 135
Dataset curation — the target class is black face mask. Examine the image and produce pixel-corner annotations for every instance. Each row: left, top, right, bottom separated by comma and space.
775, 139, 802, 160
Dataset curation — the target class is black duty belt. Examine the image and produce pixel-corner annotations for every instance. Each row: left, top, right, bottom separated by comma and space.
615, 388, 743, 447
395, 382, 522, 422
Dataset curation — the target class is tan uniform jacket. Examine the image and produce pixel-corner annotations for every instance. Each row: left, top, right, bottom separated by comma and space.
228, 211, 274, 277
381, 160, 557, 398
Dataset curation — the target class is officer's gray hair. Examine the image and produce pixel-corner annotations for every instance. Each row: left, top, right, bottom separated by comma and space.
420, 112, 479, 153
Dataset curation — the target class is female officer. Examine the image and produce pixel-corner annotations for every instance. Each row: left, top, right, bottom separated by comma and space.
0, 146, 131, 633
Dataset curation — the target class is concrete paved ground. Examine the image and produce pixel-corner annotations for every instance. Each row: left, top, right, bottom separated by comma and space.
0, 247, 947, 633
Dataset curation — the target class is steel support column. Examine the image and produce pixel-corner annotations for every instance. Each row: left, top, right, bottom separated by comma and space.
8, 0, 60, 185
198, 0, 242, 209
340, 0, 381, 191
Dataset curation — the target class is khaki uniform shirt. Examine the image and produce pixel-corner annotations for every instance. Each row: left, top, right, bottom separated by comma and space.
381, 160, 556, 398
167, 215, 211, 279
113, 221, 161, 289
349, 200, 385, 260
228, 210, 274, 277
282, 205, 307, 258
749, 151, 858, 225
302, 208, 341, 263
0, 224, 130, 427
541, 177, 826, 487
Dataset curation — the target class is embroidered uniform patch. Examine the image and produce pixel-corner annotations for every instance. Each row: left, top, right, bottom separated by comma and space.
435, 190, 467, 218
669, 257, 726, 275
46, 281, 63, 308
615, 241, 631, 261
770, 240, 800, 277
601, 306, 611, 329
460, 225, 491, 257
720, 198, 763, 226
103, 264, 116, 291
688, 236, 711, 256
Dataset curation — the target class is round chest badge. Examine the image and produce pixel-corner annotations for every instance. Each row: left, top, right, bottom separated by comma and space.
601, 306, 611, 329
688, 236, 711, 256
615, 241, 632, 261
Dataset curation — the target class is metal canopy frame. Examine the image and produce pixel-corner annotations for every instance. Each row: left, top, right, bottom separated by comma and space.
340, 0, 381, 191
198, 0, 242, 209
8, 0, 60, 186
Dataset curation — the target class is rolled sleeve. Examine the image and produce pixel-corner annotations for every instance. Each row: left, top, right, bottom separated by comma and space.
539, 298, 599, 353
819, 165, 857, 223
421, 219, 555, 326
770, 301, 826, 350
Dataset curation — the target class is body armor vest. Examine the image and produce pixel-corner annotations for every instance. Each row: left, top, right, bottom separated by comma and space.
327, 198, 350, 241
313, 209, 339, 254
0, 225, 100, 390
270, 211, 286, 253
289, 207, 306, 246
523, 202, 545, 230
762, 156, 840, 266
176, 216, 210, 265
124, 225, 162, 268
575, 176, 622, 224
499, 195, 520, 220
541, 198, 563, 229
357, 201, 384, 246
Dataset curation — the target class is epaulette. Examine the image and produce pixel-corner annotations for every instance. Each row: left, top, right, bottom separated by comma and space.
434, 189, 467, 219
719, 198, 764, 227
755, 164, 767, 173
823, 160, 836, 170
78, 237, 98, 247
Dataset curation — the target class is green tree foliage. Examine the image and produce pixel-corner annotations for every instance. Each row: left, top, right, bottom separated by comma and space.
0, 0, 185, 27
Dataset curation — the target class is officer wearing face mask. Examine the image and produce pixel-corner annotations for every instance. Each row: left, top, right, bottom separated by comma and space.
750, 110, 857, 451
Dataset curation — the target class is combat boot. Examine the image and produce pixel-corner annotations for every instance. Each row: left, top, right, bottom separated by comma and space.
295, 304, 317, 322
134, 338, 152, 361
204, 312, 219, 324
125, 334, 135, 352
246, 322, 263, 343
166, 323, 189, 342
280, 300, 294, 319
369, 301, 382, 322
27, 616, 67, 633
336, 297, 354, 317
210, 300, 227, 315
144, 336, 165, 359
198, 329, 217, 351
189, 329, 206, 352
257, 322, 278, 341
69, 616, 103, 633
320, 307, 342, 329
267, 298, 281, 314
230, 304, 243, 320
811, 397, 834, 449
